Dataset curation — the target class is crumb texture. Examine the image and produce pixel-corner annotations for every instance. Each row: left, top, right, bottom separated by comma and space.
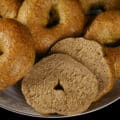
50, 38, 114, 101
22, 54, 98, 115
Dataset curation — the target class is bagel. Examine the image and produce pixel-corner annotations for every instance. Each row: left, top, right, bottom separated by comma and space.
105, 47, 120, 78
0, 0, 23, 18
85, 10, 120, 44
22, 54, 98, 115
0, 18, 35, 90
17, 0, 85, 54
79, 0, 120, 15
50, 38, 115, 101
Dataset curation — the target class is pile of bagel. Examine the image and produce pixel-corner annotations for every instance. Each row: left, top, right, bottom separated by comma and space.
0, 0, 120, 116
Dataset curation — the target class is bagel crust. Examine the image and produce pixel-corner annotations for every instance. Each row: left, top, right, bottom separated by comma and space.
0, 19, 35, 90
17, 0, 85, 54
85, 10, 120, 44
22, 54, 98, 115
79, 0, 120, 14
105, 47, 120, 78
0, 0, 23, 18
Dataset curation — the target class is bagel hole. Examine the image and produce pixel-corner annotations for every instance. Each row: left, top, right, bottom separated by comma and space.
88, 5, 105, 15
54, 80, 64, 91
0, 50, 3, 55
0, 15, 2, 18
46, 7, 60, 28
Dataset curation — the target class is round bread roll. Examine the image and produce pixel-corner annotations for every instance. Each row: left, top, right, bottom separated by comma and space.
22, 54, 98, 115
0, 0, 23, 18
50, 38, 115, 101
85, 10, 120, 44
17, 0, 85, 54
0, 18, 35, 90
79, 0, 120, 15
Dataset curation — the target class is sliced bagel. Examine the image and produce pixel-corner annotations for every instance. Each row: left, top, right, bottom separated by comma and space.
50, 38, 115, 101
22, 54, 98, 115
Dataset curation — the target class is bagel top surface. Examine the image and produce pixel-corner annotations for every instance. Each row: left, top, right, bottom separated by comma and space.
0, 18, 35, 90
85, 10, 120, 44
50, 38, 115, 101
0, 0, 23, 18
22, 54, 98, 115
79, 0, 120, 14
17, 0, 85, 54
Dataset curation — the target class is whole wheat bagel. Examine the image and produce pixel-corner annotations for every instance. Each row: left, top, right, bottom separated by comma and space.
17, 0, 85, 54
0, 0, 23, 18
22, 54, 98, 115
0, 18, 35, 90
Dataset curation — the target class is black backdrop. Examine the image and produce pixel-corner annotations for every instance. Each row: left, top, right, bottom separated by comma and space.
0, 99, 119, 120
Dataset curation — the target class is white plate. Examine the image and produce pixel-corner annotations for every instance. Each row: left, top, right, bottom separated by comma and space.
0, 79, 120, 118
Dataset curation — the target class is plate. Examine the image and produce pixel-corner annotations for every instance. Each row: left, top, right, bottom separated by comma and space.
0, 79, 120, 118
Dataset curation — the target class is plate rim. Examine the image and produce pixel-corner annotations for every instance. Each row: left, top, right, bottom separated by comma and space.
0, 97, 120, 118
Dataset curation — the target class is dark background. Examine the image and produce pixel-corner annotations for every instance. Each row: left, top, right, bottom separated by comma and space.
0, 99, 119, 120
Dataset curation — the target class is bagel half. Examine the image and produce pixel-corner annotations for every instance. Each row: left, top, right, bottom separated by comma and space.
22, 54, 98, 115
50, 38, 115, 101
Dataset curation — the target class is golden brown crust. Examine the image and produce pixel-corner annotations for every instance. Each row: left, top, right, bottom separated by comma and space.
84, 10, 120, 80
79, 0, 120, 14
0, 18, 35, 90
0, 0, 23, 18
105, 46, 120, 78
17, 0, 85, 54
85, 10, 120, 44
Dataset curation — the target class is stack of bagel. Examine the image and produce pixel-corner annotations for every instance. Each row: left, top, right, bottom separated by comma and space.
0, 0, 120, 116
